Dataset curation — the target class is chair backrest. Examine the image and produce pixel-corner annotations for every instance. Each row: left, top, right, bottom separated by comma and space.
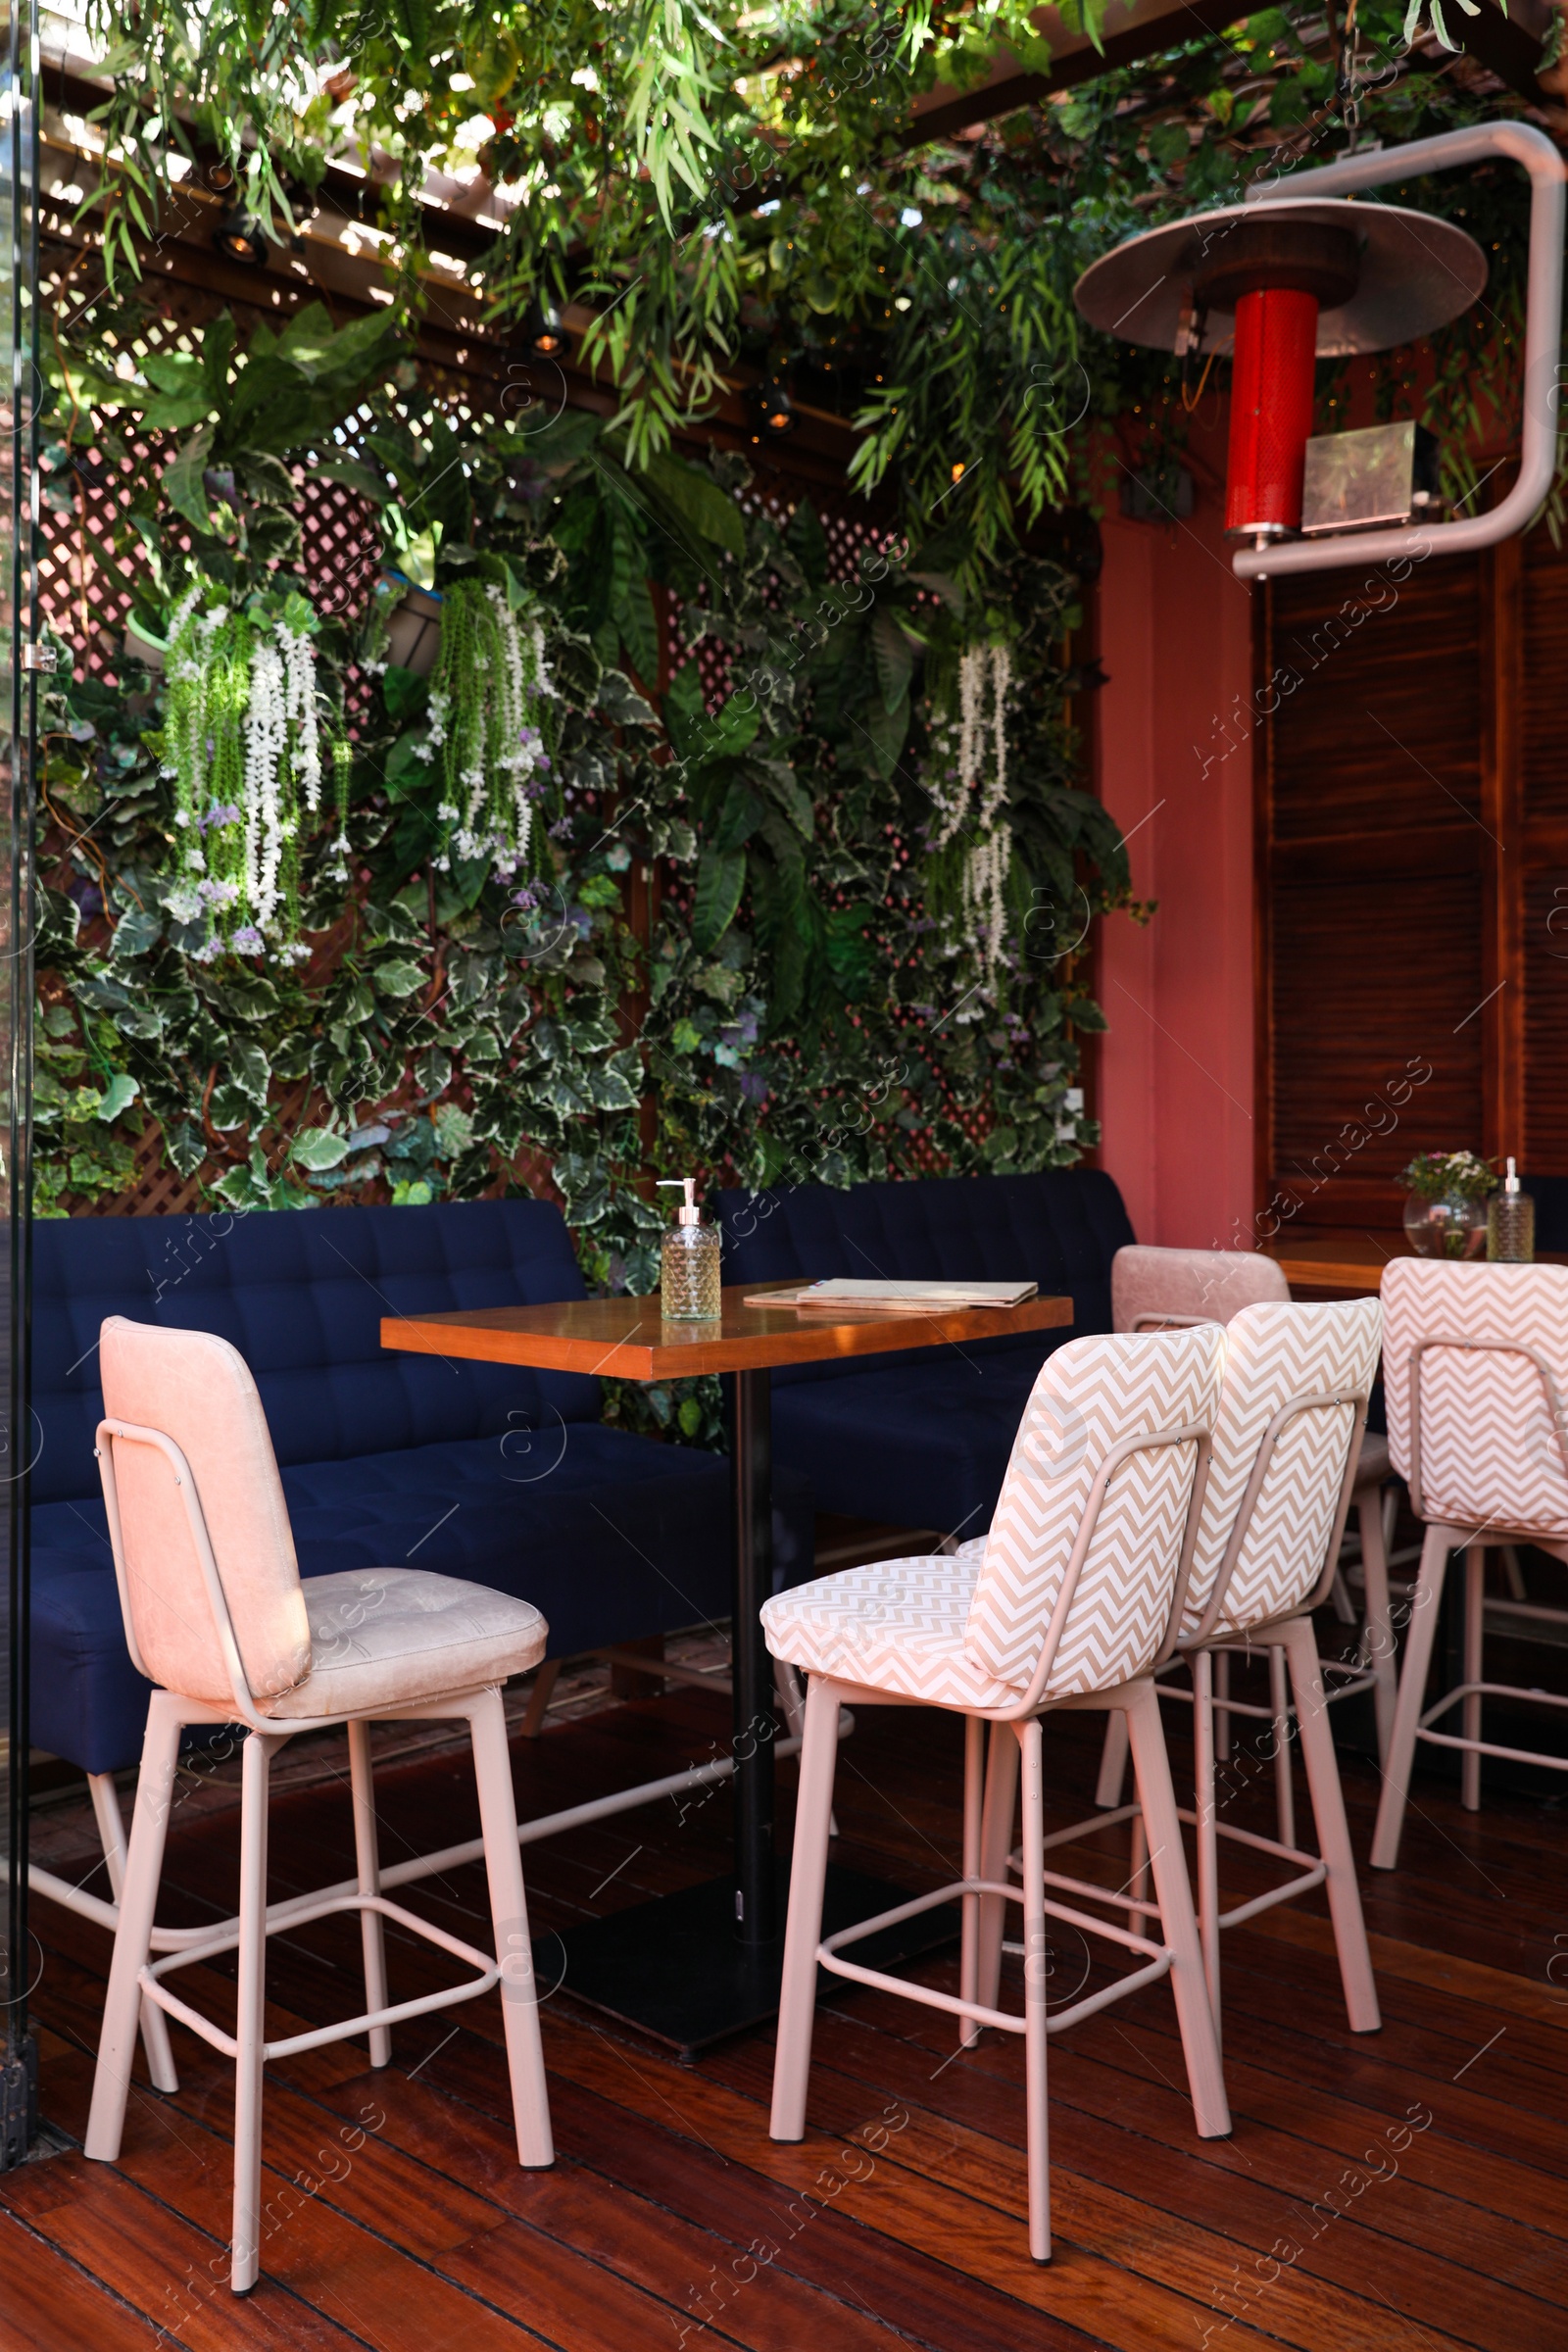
99, 1316, 311, 1710
965, 1325, 1224, 1698
1382, 1259, 1568, 1535
33, 1199, 602, 1505
1112, 1245, 1289, 1333
1180, 1298, 1382, 1641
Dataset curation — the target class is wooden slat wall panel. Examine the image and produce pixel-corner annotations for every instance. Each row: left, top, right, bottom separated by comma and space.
1269, 560, 1484, 845
1270, 868, 1484, 1204
1264, 555, 1491, 1226
1521, 531, 1568, 825
1524, 867, 1568, 1171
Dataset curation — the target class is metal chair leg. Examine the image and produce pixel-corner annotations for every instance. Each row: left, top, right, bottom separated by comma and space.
770, 1677, 840, 2142
1371, 1523, 1452, 1870
84, 1694, 182, 2164
1268, 1644, 1296, 1850
348, 1720, 391, 2069
1281, 1617, 1380, 2034
1462, 1547, 1485, 1813
87, 1771, 178, 2095
1017, 1717, 1051, 2263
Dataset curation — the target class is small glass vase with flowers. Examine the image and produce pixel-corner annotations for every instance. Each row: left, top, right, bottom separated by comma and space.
1398, 1151, 1497, 1260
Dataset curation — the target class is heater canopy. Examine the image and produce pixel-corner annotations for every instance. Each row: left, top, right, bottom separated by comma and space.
1073, 197, 1487, 359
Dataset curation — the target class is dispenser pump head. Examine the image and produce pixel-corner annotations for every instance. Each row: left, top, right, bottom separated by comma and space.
658, 1176, 703, 1226
1505, 1156, 1520, 1195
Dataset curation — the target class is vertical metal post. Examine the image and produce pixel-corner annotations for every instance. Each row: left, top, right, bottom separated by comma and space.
0, 0, 35, 2171
729, 1367, 776, 1946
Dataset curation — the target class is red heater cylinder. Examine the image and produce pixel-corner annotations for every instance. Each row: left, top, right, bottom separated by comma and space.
1224, 285, 1320, 539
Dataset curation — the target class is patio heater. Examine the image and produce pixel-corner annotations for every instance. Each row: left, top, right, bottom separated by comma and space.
1074, 123, 1564, 581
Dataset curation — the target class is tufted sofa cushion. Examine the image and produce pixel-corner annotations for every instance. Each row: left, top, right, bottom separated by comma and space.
715, 1170, 1136, 1539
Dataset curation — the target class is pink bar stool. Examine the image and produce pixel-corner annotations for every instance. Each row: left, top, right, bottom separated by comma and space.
1008, 1298, 1382, 2050
1372, 1260, 1568, 1869
1100, 1248, 1398, 1819
762, 1327, 1231, 2264
81, 1318, 554, 2292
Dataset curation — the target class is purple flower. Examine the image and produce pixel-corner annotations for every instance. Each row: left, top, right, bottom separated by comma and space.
231, 925, 265, 956
739, 1073, 768, 1105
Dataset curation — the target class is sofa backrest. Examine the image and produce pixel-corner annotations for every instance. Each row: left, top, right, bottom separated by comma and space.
33, 1199, 601, 1506
714, 1170, 1135, 1377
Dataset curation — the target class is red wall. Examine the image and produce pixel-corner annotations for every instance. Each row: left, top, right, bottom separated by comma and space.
1092, 417, 1258, 1249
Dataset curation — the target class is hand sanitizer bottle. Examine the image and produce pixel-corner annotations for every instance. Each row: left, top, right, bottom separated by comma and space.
1487, 1158, 1535, 1263
658, 1177, 722, 1320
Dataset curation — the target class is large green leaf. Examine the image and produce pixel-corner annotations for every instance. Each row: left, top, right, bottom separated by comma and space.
871, 607, 917, 714
644, 450, 746, 558
691, 846, 746, 953
312, 453, 392, 506
163, 426, 215, 530
712, 780, 764, 853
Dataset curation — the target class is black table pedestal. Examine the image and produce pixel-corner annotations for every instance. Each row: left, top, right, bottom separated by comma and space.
541, 1367, 952, 2053
539, 1861, 956, 2059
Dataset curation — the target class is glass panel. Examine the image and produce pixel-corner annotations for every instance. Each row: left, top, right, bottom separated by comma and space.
0, 0, 35, 2168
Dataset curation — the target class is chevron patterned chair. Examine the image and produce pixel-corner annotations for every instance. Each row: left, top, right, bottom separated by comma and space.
761, 1326, 1231, 2265
994, 1296, 1384, 2059
1099, 1249, 1400, 1830
1371, 1260, 1568, 1871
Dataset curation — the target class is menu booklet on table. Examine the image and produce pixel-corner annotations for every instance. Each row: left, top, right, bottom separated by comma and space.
744, 1278, 1039, 1313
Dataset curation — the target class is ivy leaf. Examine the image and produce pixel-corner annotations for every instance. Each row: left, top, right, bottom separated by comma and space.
586, 1062, 640, 1112
416, 1046, 452, 1096
208, 1083, 254, 1132
229, 1039, 271, 1108
99, 1072, 140, 1123
691, 846, 746, 953
371, 957, 425, 998
109, 905, 165, 960
163, 425, 216, 530
290, 1126, 351, 1171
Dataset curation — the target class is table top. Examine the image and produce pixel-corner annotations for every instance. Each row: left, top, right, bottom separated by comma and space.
379, 1281, 1075, 1381
1263, 1231, 1568, 1295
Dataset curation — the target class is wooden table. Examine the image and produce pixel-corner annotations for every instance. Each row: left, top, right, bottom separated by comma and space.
1263, 1230, 1568, 1296
382, 1281, 1073, 2049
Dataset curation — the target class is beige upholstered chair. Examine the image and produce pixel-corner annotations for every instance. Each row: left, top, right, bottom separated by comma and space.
1372, 1261, 1568, 1868
1102, 1247, 1397, 1825
762, 1327, 1231, 2265
1000, 1298, 1383, 2053
83, 1319, 554, 2293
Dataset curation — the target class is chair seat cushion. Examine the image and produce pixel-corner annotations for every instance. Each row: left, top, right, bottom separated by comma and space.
267, 1569, 546, 1718
31, 1430, 815, 1775
761, 1554, 1023, 1710
772, 1354, 1044, 1537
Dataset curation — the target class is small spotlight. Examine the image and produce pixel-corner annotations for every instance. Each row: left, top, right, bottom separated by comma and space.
521, 291, 571, 362
753, 375, 796, 439
213, 211, 270, 267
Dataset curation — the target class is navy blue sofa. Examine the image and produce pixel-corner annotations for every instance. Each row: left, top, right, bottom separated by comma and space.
32, 1200, 812, 1777
715, 1170, 1136, 1542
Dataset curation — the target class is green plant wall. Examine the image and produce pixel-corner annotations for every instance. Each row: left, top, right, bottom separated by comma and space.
37, 298, 1131, 1437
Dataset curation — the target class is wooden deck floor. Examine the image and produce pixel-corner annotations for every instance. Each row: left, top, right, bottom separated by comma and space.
5, 1657, 1565, 2352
